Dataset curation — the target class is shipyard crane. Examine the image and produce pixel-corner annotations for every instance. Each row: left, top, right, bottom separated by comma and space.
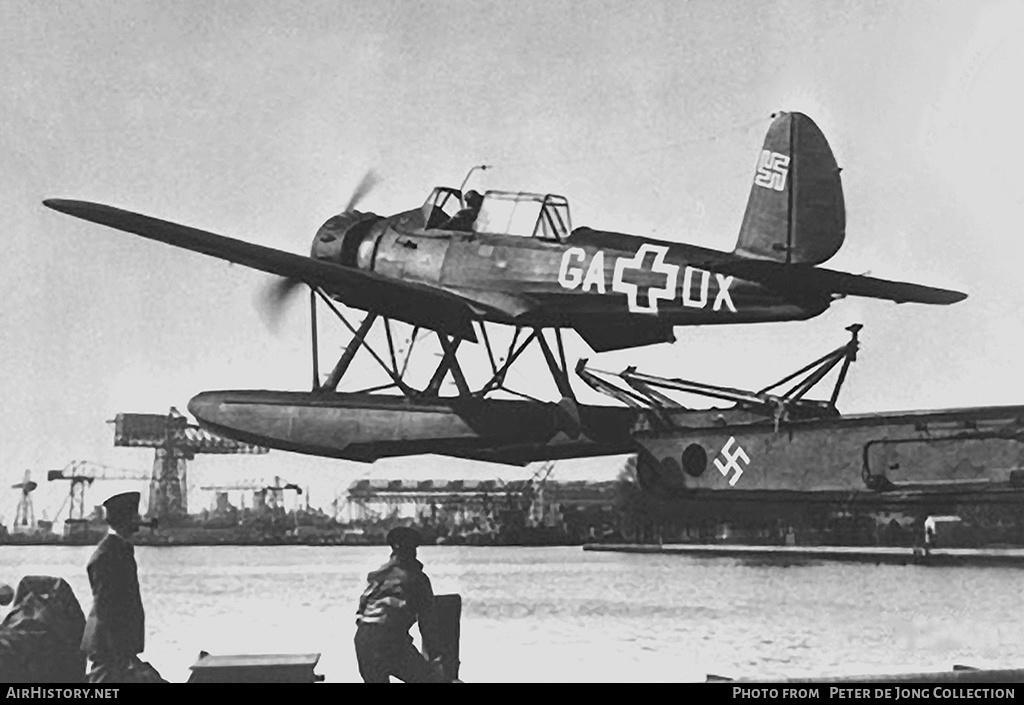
524, 462, 555, 526
497, 462, 553, 498
199, 477, 302, 515
47, 461, 151, 525
11, 470, 38, 535
111, 407, 269, 523
478, 461, 555, 521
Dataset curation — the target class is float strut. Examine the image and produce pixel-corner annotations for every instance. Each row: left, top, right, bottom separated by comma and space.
321, 313, 378, 392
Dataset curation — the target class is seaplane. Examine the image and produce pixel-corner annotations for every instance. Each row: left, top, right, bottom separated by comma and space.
44, 112, 967, 469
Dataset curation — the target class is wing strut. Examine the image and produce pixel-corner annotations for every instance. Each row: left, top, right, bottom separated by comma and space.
304, 291, 584, 431
578, 324, 863, 428
310, 289, 320, 391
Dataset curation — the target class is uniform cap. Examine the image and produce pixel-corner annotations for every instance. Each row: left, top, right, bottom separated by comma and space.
103, 491, 141, 526
386, 526, 421, 550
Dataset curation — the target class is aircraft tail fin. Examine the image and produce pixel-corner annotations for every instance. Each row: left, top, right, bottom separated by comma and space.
734, 112, 845, 266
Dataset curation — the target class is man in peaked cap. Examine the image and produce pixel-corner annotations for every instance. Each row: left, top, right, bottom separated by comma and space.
81, 492, 164, 683
353, 526, 443, 683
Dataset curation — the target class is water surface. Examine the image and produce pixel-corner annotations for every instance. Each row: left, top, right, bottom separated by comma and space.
3, 545, 1022, 682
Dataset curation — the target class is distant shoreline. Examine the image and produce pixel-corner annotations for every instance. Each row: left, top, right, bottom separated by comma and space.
0, 535, 588, 548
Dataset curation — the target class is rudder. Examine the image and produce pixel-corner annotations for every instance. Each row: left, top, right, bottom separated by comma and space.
734, 112, 845, 265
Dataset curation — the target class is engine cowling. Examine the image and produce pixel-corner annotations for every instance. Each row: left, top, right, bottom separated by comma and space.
310, 210, 385, 270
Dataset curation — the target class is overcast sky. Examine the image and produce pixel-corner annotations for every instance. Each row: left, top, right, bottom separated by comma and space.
2, 1, 1022, 523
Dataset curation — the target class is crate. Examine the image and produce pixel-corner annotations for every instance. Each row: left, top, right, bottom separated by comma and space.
187, 652, 324, 683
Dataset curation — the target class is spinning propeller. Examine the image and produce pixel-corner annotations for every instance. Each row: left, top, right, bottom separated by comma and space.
257, 170, 380, 331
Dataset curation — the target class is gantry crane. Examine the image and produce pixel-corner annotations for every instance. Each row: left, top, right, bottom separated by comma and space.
47, 461, 151, 525
11, 470, 38, 534
519, 462, 555, 526
112, 407, 268, 523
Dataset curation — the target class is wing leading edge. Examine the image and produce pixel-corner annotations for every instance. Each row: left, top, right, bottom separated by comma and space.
43, 199, 477, 341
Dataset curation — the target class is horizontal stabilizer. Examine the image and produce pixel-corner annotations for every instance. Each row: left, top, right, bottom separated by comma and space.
717, 259, 967, 305
43, 199, 477, 341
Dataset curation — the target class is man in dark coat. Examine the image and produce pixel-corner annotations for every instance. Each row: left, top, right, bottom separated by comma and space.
81, 492, 163, 683
0, 576, 87, 683
354, 527, 443, 683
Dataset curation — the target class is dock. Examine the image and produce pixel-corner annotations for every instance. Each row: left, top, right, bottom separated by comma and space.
707, 665, 1024, 683
582, 543, 1024, 567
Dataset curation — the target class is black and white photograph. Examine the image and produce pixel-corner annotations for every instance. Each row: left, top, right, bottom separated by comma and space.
2, 0, 1023, 688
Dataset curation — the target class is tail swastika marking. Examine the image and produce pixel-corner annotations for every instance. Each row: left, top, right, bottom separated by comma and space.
754, 150, 790, 192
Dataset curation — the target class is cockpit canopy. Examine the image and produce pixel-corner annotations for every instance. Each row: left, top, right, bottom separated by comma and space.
421, 187, 571, 242
421, 187, 464, 227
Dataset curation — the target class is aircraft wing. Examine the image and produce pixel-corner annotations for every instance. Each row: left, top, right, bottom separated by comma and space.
43, 199, 478, 340
440, 289, 538, 320
712, 259, 967, 305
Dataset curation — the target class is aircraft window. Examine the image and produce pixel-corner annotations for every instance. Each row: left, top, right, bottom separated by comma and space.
534, 198, 570, 241
538, 208, 563, 240
438, 191, 462, 217
422, 188, 463, 229
476, 198, 543, 238
545, 202, 571, 237
473, 192, 570, 241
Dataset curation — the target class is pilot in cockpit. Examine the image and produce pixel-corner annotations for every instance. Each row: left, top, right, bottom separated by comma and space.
441, 190, 483, 231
